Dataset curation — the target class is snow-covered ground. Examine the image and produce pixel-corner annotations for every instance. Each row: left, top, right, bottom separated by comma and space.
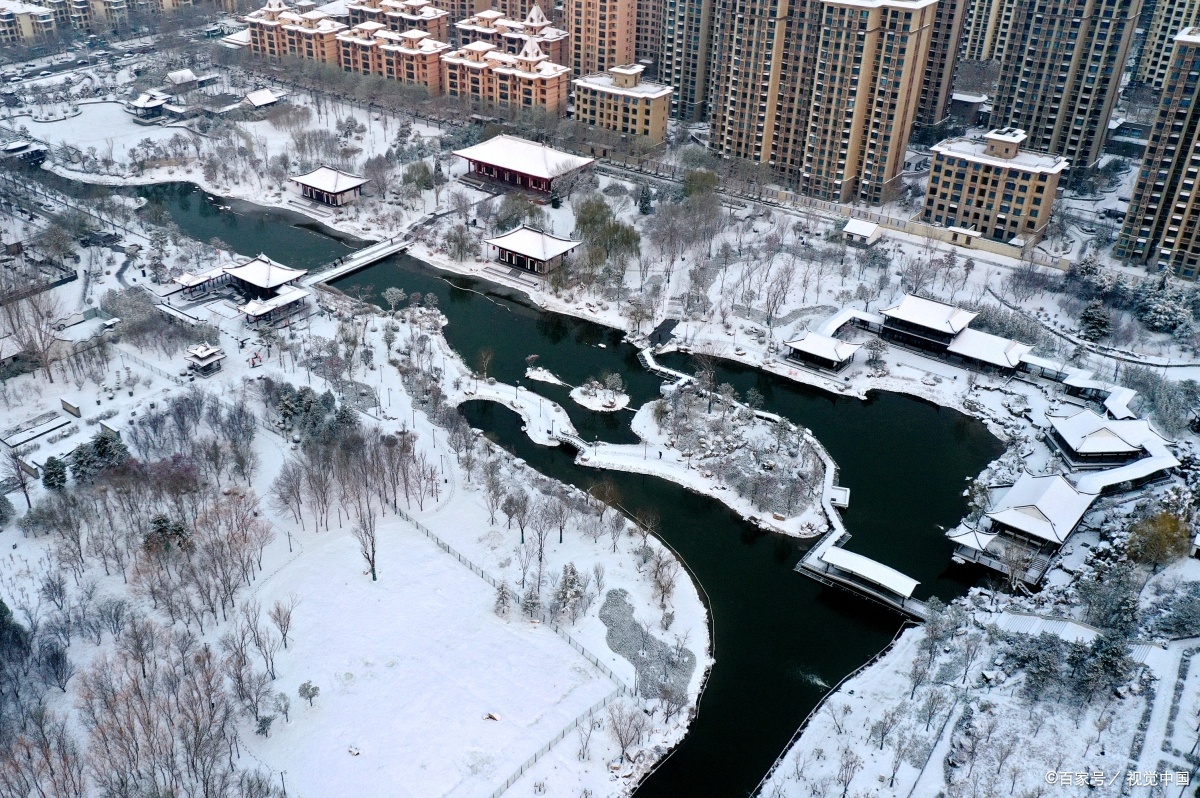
570, 385, 631, 413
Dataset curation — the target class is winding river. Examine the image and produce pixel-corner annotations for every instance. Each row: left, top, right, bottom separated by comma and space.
132, 182, 1003, 796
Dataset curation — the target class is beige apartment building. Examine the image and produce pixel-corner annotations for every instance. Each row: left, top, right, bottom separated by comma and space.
1117, 29, 1200, 278
923, 128, 1068, 242
248, 0, 347, 64
346, 0, 448, 39
338, 25, 450, 90
572, 63, 672, 142
565, 0, 636, 77
1136, 0, 1200, 88
707, 0, 939, 204
455, 4, 568, 65
0, 0, 57, 42
916, 0, 966, 126
990, 0, 1140, 169
656, 0, 711, 119
442, 38, 570, 112
429, 0, 486, 24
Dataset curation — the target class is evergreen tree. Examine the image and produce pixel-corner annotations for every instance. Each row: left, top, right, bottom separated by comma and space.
494, 582, 513, 616
522, 584, 541, 618
0, 495, 13, 527
1078, 300, 1111, 341
298, 681, 320, 706
41, 456, 67, 491
638, 184, 652, 215
552, 563, 584, 619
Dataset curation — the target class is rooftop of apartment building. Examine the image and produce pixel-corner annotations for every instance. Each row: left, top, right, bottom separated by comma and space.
0, 0, 55, 14
573, 64, 671, 97
1178, 25, 1200, 45
932, 129, 1069, 174
444, 38, 568, 76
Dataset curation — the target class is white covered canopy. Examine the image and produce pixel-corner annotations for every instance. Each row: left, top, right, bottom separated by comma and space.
485, 225, 580, 260
453, 135, 594, 180
784, 331, 861, 363
946, 328, 1032, 368
986, 473, 1095, 544
820, 547, 920, 598
881, 294, 977, 334
244, 88, 281, 107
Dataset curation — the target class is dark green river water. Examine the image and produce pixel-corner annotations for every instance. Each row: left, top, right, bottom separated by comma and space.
134, 182, 1003, 797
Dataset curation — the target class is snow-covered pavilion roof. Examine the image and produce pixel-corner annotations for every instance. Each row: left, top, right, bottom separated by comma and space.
1049, 407, 1157, 455
291, 166, 369, 194
946, 328, 1032, 368
946, 526, 998, 553
166, 68, 198, 85
880, 294, 976, 334
244, 88, 281, 107
453, 135, 594, 180
238, 285, 310, 317
174, 265, 227, 288
130, 92, 169, 109
225, 255, 307, 290
485, 225, 581, 260
185, 343, 227, 366
819, 547, 919, 598
783, 331, 861, 363
986, 473, 1095, 544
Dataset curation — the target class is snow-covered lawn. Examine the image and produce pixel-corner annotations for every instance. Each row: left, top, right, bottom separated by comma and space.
243, 524, 619, 798
14, 100, 191, 160
570, 385, 631, 412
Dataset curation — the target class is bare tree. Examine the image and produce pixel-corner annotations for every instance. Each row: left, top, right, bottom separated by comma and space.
269, 595, 300, 648
606, 701, 649, 762
835, 746, 863, 798
352, 516, 378, 581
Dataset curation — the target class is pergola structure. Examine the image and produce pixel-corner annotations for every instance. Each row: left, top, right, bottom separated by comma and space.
291, 166, 370, 206
484, 225, 580, 273
453, 134, 593, 193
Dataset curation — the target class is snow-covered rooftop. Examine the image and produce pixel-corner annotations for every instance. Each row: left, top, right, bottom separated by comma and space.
784, 331, 861, 363
1177, 26, 1200, 45
843, 219, 879, 239
185, 343, 227, 366
819, 547, 919, 598
573, 70, 673, 99
951, 91, 988, 103
880, 294, 976, 334
932, 135, 1069, 175
238, 284, 310, 317
485, 225, 581, 260
225, 254, 307, 289
244, 88, 282, 107
453, 135, 594, 180
291, 166, 369, 194
1049, 408, 1158, 455
945, 328, 1032, 368
986, 473, 1096, 544
166, 68, 198, 85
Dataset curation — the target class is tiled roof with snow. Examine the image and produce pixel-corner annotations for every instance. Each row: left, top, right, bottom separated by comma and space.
291, 166, 369, 194
880, 294, 977, 334
784, 331, 861, 363
1049, 408, 1158, 455
224, 254, 307, 289
986, 473, 1096, 544
946, 328, 1032, 368
453, 135, 594, 180
485, 225, 580, 260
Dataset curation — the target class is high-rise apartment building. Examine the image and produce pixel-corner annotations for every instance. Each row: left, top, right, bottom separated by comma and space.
337, 26, 450, 90
565, 0, 636, 76
1136, 0, 1199, 87
960, 0, 1005, 60
990, 0, 1141, 170
922, 127, 1068, 241
707, 0, 939, 204
346, 0, 449, 39
634, 0, 662, 72
1116, 29, 1200, 277
916, 0, 966, 126
657, 0, 712, 119
429, 0, 486, 25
